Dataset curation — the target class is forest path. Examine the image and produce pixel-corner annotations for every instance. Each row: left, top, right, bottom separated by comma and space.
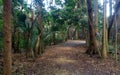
25, 40, 120, 75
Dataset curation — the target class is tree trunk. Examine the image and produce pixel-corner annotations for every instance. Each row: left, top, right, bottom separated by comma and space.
94, 0, 98, 33
34, 34, 41, 56
3, 0, 12, 75
86, 0, 97, 55
108, 1, 120, 40
52, 32, 56, 45
67, 26, 71, 40
109, 0, 112, 17
82, 25, 85, 39
108, 0, 112, 40
14, 29, 20, 53
36, 9, 44, 55
115, 14, 118, 62
75, 29, 78, 40
102, 0, 108, 58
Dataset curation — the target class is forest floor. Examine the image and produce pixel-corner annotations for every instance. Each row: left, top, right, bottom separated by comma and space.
9, 40, 120, 75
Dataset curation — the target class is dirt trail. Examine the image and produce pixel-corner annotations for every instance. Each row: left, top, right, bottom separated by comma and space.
25, 40, 120, 75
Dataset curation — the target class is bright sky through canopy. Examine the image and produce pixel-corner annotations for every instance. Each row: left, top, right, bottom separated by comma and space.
27, 0, 32, 4
99, 0, 110, 17
26, 0, 110, 16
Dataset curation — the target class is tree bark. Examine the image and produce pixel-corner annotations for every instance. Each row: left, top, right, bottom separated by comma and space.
94, 0, 98, 33
102, 0, 108, 58
67, 26, 71, 40
109, 0, 112, 16
108, 1, 120, 40
3, 0, 12, 75
86, 0, 97, 55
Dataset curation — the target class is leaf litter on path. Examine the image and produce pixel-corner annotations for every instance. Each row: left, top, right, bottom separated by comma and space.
12, 40, 120, 75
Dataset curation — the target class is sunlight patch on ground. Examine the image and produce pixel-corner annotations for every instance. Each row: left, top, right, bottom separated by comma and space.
68, 40, 86, 44
55, 47, 73, 50
55, 69, 70, 75
53, 57, 75, 64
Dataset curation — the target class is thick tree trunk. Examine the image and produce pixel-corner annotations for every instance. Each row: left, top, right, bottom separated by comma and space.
34, 32, 44, 56
35, 34, 41, 56
86, 0, 97, 55
102, 0, 108, 58
3, 0, 12, 75
35, 10, 44, 56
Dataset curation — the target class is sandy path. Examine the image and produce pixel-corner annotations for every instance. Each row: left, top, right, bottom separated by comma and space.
25, 40, 120, 75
